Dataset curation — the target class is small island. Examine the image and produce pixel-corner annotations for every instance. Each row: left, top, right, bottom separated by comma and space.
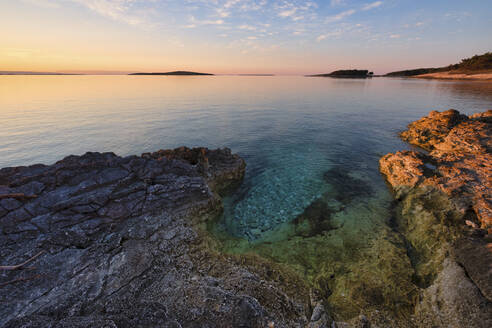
385, 52, 492, 80
307, 69, 374, 78
129, 71, 214, 76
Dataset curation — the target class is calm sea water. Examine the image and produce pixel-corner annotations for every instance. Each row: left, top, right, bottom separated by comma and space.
2, 76, 491, 236
1, 75, 492, 316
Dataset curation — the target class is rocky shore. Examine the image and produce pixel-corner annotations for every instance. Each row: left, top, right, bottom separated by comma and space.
1, 110, 491, 327
380, 109, 492, 327
0, 147, 313, 327
414, 71, 492, 80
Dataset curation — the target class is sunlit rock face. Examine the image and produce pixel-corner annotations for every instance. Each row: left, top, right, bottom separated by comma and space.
380, 109, 492, 327
381, 109, 492, 230
399, 109, 468, 151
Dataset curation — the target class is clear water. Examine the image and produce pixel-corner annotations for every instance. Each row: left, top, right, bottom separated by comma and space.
2, 75, 492, 318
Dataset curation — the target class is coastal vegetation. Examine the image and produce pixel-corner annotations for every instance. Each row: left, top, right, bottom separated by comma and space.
386, 52, 492, 76
308, 69, 373, 78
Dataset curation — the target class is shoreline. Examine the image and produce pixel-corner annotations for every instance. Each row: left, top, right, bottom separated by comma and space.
1, 111, 491, 327
380, 109, 492, 327
413, 71, 492, 81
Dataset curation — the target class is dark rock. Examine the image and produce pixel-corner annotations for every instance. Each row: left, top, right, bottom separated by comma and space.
453, 236, 492, 301
0, 147, 308, 327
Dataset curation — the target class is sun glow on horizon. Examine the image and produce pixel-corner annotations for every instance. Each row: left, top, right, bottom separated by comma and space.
1, 0, 491, 75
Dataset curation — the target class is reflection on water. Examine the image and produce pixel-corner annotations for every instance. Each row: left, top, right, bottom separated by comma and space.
1, 76, 491, 168
1, 75, 491, 319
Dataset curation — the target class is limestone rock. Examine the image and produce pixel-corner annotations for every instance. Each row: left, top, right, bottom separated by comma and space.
380, 109, 492, 230
400, 109, 468, 151
380, 109, 492, 327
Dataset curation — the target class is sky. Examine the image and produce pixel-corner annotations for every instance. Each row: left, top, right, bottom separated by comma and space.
1, 0, 491, 74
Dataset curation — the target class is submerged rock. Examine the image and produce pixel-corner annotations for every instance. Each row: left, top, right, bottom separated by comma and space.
229, 148, 331, 240
0, 147, 311, 327
380, 109, 492, 327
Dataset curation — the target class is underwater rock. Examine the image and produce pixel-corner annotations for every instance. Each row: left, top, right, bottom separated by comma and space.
0, 148, 311, 327
292, 198, 337, 237
322, 167, 373, 205
230, 148, 331, 240
380, 109, 492, 326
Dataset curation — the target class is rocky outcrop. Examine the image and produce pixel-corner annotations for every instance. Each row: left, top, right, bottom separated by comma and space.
381, 109, 492, 229
142, 147, 246, 194
0, 147, 311, 327
380, 109, 492, 327
399, 109, 469, 151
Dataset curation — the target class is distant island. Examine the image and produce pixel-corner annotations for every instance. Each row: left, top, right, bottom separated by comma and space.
307, 69, 374, 78
129, 71, 214, 76
385, 52, 492, 80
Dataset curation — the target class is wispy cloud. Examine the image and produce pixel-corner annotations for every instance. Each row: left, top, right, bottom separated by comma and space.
21, 0, 60, 8
275, 1, 317, 21
326, 9, 355, 23
71, 0, 144, 26
390, 34, 400, 39
238, 24, 257, 31
316, 30, 344, 41
186, 15, 225, 28
362, 1, 383, 11
279, 8, 297, 18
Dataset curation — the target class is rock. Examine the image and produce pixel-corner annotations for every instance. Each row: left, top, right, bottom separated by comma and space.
143, 146, 246, 194
379, 151, 429, 192
380, 109, 492, 326
415, 258, 492, 328
400, 109, 468, 151
309, 291, 333, 328
470, 109, 492, 123
453, 236, 492, 301
0, 147, 309, 327
380, 109, 492, 230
